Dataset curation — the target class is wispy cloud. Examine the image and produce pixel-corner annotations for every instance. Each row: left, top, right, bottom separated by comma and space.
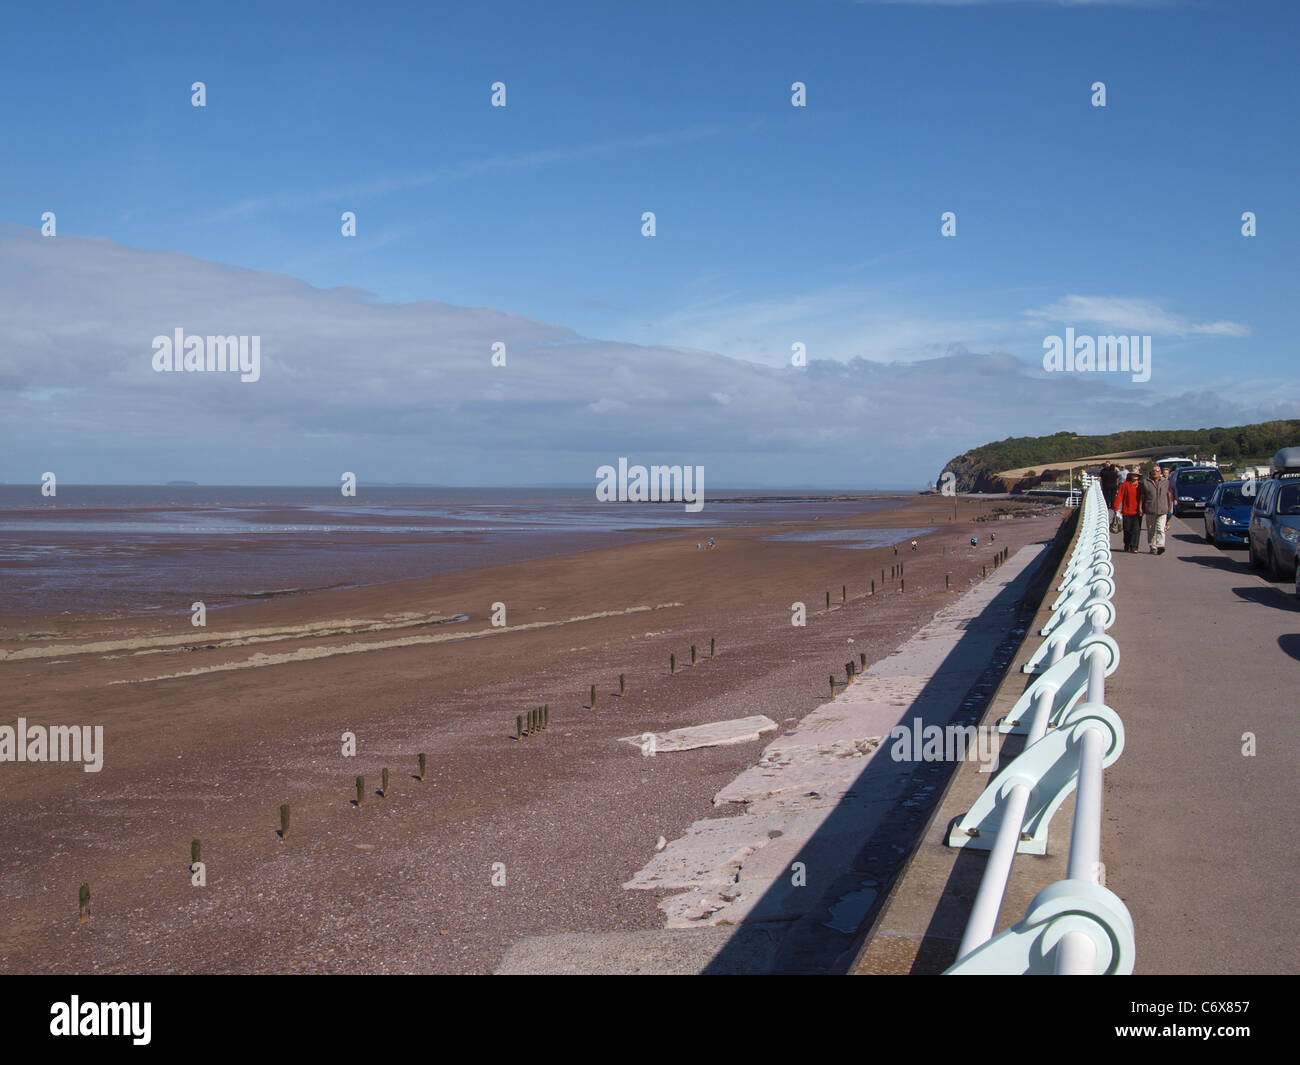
206, 126, 724, 222
645, 281, 1029, 366
1022, 295, 1250, 337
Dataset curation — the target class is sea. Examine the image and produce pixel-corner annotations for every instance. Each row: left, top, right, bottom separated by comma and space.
0, 485, 912, 617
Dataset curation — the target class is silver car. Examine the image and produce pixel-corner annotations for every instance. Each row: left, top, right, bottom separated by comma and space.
1248, 477, 1300, 580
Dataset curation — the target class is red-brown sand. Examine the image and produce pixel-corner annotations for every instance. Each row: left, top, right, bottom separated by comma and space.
0, 495, 1060, 974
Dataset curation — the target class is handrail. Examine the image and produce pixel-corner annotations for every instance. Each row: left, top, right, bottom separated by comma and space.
945, 475, 1136, 975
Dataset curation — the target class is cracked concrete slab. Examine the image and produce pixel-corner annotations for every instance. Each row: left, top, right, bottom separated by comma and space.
617, 714, 778, 753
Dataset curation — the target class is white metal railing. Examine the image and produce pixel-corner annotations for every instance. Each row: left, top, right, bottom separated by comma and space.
944, 474, 1135, 975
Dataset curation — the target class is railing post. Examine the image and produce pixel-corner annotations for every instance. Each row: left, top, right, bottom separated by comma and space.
1066, 726, 1106, 884
954, 783, 1032, 961
1086, 644, 1107, 706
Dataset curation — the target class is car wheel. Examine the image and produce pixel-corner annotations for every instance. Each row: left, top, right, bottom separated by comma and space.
1269, 545, 1283, 582
1249, 537, 1262, 568
1205, 519, 1214, 545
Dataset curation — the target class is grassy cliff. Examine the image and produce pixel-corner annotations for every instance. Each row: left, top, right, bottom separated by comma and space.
940, 420, 1300, 492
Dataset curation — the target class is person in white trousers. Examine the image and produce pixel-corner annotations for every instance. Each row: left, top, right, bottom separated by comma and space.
1139, 466, 1173, 554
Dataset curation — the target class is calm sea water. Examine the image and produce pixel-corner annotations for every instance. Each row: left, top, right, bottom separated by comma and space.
0, 486, 911, 617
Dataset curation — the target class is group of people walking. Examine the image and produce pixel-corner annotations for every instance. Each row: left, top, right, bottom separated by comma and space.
1098, 460, 1173, 555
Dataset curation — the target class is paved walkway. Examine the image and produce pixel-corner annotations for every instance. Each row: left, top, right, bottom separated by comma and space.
1102, 516, 1299, 973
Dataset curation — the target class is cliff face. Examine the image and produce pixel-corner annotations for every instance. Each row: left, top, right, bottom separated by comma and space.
939, 454, 1061, 494
940, 454, 1010, 493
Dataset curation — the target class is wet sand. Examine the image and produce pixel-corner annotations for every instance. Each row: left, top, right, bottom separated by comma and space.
0, 494, 1060, 974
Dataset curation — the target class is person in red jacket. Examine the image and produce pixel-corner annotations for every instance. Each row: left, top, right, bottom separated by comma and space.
1113, 472, 1143, 553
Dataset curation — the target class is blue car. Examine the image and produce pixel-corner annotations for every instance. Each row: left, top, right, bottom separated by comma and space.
1203, 481, 1253, 548
1170, 465, 1223, 516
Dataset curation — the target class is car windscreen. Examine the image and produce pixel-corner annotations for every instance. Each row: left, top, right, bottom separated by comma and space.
1219, 487, 1251, 507
1177, 470, 1222, 485
1277, 483, 1300, 515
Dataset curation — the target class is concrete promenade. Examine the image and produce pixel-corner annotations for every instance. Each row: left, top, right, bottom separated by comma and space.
853, 512, 1299, 974
1102, 515, 1298, 973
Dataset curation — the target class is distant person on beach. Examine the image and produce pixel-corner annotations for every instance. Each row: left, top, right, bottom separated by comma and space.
1114, 472, 1142, 553
970, 537, 978, 547
1139, 466, 1173, 555
910, 539, 918, 551
1099, 461, 1120, 509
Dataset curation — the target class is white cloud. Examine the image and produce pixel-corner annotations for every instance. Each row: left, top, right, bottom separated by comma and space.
0, 226, 1289, 488
1022, 294, 1250, 337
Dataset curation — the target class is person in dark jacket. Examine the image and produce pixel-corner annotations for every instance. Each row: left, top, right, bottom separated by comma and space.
1099, 461, 1120, 510
1113, 472, 1143, 553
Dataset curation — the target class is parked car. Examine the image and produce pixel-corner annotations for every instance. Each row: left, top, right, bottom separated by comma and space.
1155, 457, 1195, 477
1272, 446, 1300, 476
1248, 476, 1300, 580
1204, 481, 1253, 548
1170, 466, 1223, 516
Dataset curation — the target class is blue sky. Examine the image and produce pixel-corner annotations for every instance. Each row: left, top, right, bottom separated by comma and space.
2, 0, 1297, 487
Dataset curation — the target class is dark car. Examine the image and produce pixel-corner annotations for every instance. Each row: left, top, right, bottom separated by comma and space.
1248, 477, 1300, 580
1169, 465, 1223, 516
1203, 481, 1253, 548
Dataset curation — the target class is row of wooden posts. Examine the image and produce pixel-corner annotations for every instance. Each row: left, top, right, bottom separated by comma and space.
669, 636, 715, 674
77, 752, 436, 917
983, 546, 1010, 578
825, 545, 1010, 698
834, 561, 928, 604
516, 635, 719, 740
517, 705, 549, 739
518, 540, 1005, 752
277, 752, 431, 840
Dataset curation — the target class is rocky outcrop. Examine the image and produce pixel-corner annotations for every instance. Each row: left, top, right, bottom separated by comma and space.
938, 454, 1063, 494
937, 453, 1010, 493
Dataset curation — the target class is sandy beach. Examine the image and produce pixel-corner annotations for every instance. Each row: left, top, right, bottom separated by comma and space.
0, 494, 1060, 974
